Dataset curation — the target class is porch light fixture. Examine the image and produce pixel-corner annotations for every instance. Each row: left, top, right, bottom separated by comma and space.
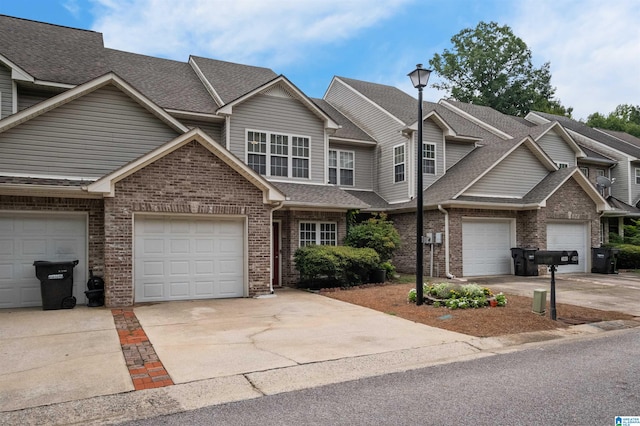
408, 64, 431, 306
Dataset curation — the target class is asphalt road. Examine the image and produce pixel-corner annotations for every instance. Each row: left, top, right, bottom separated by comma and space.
120, 329, 640, 426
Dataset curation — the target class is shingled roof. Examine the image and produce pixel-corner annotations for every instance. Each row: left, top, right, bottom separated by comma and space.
0, 15, 107, 85
190, 56, 278, 106
311, 98, 375, 142
531, 111, 640, 159
105, 49, 218, 114
273, 182, 369, 209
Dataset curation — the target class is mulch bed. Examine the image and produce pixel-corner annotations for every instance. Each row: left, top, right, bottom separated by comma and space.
320, 282, 635, 337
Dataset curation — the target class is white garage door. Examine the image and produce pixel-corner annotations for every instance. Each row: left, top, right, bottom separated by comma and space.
546, 222, 588, 273
134, 215, 245, 302
462, 220, 513, 276
0, 213, 87, 308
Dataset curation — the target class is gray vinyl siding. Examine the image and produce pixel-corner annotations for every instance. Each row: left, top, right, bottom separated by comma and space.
16, 86, 65, 111
421, 120, 444, 187
0, 85, 180, 178
229, 92, 326, 184
446, 141, 475, 170
463, 145, 549, 197
180, 119, 223, 143
537, 132, 575, 166
0, 64, 12, 118
630, 163, 640, 204
325, 80, 409, 202
568, 130, 631, 203
329, 142, 374, 190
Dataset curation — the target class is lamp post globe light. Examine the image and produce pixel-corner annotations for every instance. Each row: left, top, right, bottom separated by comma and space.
408, 64, 431, 306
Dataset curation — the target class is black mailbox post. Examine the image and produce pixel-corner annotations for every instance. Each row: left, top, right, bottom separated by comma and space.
534, 250, 579, 320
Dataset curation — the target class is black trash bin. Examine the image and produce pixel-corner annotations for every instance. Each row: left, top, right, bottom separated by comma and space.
591, 247, 619, 274
511, 247, 539, 276
33, 260, 79, 310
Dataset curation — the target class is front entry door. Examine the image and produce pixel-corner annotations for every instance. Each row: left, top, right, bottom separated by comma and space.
272, 222, 280, 287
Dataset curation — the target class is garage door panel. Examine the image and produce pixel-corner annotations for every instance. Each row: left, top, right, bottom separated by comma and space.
0, 214, 87, 308
546, 222, 587, 273
135, 216, 244, 302
463, 220, 513, 276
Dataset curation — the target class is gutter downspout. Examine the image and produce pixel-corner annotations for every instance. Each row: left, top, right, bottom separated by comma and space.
269, 201, 285, 294
438, 204, 455, 279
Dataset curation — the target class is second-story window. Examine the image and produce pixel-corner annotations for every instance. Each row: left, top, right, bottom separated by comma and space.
394, 144, 405, 183
636, 168, 640, 184
328, 149, 354, 186
247, 130, 310, 178
580, 166, 589, 177
557, 162, 568, 169
423, 143, 436, 174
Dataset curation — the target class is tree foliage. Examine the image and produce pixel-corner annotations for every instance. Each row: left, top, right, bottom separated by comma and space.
429, 21, 572, 117
586, 104, 640, 138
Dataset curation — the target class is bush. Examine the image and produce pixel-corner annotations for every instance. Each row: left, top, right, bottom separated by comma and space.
294, 245, 380, 288
344, 213, 400, 263
605, 243, 640, 269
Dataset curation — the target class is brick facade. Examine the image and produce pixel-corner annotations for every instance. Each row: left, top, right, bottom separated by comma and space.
390, 176, 600, 278
103, 141, 273, 306
274, 209, 347, 287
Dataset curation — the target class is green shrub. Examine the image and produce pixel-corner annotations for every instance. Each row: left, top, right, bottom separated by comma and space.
344, 213, 401, 262
294, 245, 380, 288
605, 243, 640, 269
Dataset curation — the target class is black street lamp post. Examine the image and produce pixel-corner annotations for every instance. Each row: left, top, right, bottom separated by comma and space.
408, 64, 431, 306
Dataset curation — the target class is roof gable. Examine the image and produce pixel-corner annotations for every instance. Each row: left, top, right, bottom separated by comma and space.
88, 128, 285, 203
217, 76, 339, 130
0, 72, 188, 135
189, 56, 278, 106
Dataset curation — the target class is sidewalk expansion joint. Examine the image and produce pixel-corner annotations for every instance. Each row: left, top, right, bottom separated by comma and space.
111, 308, 174, 391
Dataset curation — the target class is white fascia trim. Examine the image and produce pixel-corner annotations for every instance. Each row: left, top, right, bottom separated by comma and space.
280, 201, 363, 211
0, 53, 34, 82
0, 73, 189, 134
567, 129, 637, 161
331, 77, 406, 126
87, 128, 285, 204
459, 192, 523, 199
217, 76, 340, 130
406, 110, 456, 137
537, 122, 586, 158
164, 109, 223, 120
0, 171, 99, 181
524, 112, 551, 125
439, 99, 513, 140
189, 57, 224, 107
0, 184, 101, 199
539, 168, 609, 212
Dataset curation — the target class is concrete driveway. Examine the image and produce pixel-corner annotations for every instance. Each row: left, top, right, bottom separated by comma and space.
1, 273, 638, 421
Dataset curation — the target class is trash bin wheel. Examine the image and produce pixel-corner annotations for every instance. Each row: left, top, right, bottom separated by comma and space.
61, 296, 77, 309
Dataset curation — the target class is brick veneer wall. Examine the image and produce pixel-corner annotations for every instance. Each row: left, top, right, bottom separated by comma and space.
274, 209, 347, 287
390, 210, 445, 276
104, 141, 273, 307
0, 195, 105, 275
390, 176, 600, 278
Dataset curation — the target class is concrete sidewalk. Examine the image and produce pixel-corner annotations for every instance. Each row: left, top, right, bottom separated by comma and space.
1, 277, 639, 425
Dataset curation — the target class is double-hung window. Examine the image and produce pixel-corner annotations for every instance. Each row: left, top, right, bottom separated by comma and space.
299, 222, 337, 246
636, 168, 640, 185
328, 149, 354, 186
393, 144, 405, 183
247, 130, 310, 178
423, 143, 436, 174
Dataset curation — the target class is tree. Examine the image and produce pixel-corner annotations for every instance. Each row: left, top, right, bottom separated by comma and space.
586, 104, 640, 138
429, 21, 571, 117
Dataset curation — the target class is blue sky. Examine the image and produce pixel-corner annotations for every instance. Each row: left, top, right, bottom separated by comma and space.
2, 0, 639, 120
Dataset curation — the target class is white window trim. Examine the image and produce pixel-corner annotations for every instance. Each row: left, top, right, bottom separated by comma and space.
298, 221, 337, 246
579, 166, 589, 177
245, 129, 311, 179
557, 162, 569, 169
393, 143, 406, 183
635, 168, 640, 185
423, 142, 436, 175
328, 149, 355, 186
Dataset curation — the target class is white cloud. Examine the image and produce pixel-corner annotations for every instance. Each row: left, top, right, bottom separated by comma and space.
91, 0, 411, 67
510, 0, 640, 120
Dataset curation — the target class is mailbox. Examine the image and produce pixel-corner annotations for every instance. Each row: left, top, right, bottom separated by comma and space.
534, 250, 579, 266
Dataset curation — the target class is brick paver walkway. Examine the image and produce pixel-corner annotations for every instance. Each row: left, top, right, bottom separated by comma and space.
111, 309, 174, 390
